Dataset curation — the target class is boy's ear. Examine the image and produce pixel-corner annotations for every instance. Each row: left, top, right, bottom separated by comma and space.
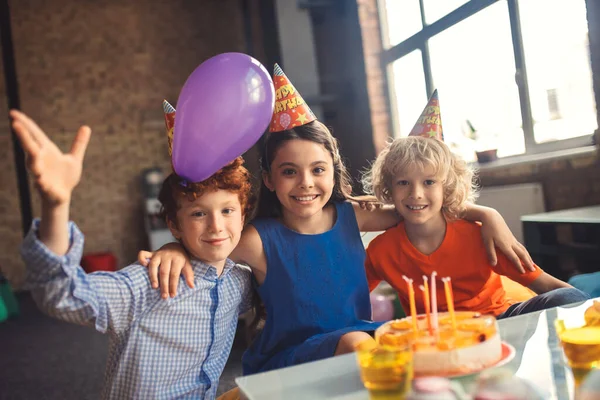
262, 171, 275, 192
167, 218, 181, 240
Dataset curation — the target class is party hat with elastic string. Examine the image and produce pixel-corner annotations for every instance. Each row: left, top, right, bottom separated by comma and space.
408, 89, 444, 141
269, 63, 317, 132
163, 100, 176, 156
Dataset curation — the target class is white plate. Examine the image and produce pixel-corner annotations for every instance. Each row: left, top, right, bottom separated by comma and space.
427, 341, 517, 379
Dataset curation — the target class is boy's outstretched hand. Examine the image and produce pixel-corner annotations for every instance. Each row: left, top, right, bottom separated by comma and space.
11, 109, 91, 205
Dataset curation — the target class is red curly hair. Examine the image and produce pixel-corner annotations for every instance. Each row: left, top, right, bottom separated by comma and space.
158, 157, 254, 227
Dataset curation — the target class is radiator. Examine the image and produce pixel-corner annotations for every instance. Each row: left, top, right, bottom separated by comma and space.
476, 183, 545, 243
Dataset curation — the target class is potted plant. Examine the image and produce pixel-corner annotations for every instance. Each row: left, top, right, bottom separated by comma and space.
465, 120, 498, 163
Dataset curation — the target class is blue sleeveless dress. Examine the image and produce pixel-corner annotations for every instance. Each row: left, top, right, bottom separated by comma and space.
242, 201, 382, 374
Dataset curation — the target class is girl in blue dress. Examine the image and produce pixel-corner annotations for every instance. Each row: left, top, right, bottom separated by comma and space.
139, 65, 534, 374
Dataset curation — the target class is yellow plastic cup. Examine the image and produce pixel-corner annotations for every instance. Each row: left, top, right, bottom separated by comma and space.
555, 319, 600, 386
355, 340, 413, 399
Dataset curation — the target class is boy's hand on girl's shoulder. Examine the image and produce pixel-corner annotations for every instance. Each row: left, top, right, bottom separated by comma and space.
138, 244, 195, 299
10, 109, 91, 205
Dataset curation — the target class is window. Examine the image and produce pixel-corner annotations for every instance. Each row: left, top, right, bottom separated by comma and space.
379, 0, 597, 162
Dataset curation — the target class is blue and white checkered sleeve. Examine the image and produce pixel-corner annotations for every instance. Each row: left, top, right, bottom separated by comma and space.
21, 219, 156, 335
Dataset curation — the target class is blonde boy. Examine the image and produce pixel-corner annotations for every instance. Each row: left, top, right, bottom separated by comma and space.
363, 136, 589, 318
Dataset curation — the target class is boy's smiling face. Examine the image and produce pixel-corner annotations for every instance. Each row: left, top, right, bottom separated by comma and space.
168, 189, 244, 272
391, 163, 445, 228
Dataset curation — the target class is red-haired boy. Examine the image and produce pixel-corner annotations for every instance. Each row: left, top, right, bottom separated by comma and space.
14, 109, 253, 399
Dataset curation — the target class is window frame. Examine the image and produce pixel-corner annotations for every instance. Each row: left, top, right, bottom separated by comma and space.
378, 0, 596, 157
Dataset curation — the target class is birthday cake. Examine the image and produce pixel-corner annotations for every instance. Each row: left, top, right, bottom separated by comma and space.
375, 311, 503, 376
584, 300, 600, 326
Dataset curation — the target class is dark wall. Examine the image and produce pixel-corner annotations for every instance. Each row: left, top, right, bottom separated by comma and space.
310, 0, 376, 193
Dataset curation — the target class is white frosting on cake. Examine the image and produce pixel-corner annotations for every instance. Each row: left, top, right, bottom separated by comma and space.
414, 332, 502, 376
375, 311, 504, 376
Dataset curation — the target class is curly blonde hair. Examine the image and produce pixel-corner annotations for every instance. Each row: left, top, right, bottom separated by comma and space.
362, 137, 478, 220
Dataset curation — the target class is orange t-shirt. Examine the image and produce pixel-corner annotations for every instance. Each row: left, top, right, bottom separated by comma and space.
365, 219, 543, 316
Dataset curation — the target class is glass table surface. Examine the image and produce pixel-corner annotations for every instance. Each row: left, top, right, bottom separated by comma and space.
236, 299, 597, 400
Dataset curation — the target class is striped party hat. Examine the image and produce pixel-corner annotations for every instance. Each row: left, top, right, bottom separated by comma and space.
163, 100, 176, 156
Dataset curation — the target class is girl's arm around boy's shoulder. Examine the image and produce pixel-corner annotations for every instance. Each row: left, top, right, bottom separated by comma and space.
233, 224, 267, 285
351, 201, 400, 232
138, 223, 267, 298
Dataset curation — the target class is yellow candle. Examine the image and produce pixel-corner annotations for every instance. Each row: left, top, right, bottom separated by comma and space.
442, 277, 457, 332
403, 276, 418, 334
421, 276, 432, 335
431, 271, 438, 333
419, 285, 433, 337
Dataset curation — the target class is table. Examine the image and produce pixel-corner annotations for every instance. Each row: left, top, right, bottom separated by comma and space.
521, 206, 600, 225
521, 205, 600, 281
236, 299, 597, 400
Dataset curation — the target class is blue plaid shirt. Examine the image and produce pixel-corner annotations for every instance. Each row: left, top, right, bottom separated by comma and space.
21, 220, 252, 400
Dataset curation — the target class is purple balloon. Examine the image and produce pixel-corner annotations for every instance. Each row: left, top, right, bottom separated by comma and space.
370, 293, 395, 322
173, 53, 275, 182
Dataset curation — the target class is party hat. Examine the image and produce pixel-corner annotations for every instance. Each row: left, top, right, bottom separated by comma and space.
163, 100, 176, 156
269, 63, 316, 132
408, 89, 444, 141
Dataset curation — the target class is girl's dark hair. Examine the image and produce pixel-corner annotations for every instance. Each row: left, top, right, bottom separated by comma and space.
246, 289, 266, 342
256, 120, 355, 218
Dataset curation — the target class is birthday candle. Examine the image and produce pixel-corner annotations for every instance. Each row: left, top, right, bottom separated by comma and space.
442, 277, 457, 332
419, 285, 433, 336
403, 275, 418, 335
420, 277, 433, 336
431, 271, 438, 332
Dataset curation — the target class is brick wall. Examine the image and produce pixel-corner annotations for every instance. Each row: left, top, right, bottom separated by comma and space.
478, 155, 600, 211
356, 0, 391, 155
0, 0, 249, 288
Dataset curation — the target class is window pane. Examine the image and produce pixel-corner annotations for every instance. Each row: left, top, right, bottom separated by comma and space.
520, 0, 597, 144
380, 0, 422, 47
429, 1, 525, 161
422, 0, 469, 25
389, 50, 427, 137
